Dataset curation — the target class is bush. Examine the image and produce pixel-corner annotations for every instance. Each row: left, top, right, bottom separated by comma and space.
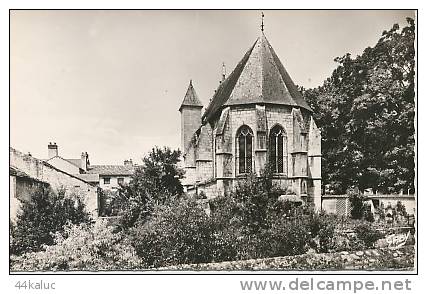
317, 222, 336, 253
209, 176, 315, 260
354, 223, 384, 248
10, 187, 92, 255
349, 189, 365, 219
268, 218, 311, 257
10, 220, 140, 271
130, 197, 216, 268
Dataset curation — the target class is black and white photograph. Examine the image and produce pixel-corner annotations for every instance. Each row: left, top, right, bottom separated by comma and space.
5, 6, 420, 293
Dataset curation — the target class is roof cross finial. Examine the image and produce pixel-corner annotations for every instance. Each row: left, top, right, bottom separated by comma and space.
222, 62, 226, 81
261, 12, 264, 32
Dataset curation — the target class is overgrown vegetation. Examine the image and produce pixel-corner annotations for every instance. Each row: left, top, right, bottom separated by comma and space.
108, 146, 184, 229
10, 187, 92, 256
10, 161, 407, 271
10, 220, 140, 271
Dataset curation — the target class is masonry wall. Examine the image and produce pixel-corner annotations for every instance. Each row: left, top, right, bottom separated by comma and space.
99, 175, 131, 190
181, 107, 202, 153
195, 124, 214, 182
10, 176, 19, 222
10, 176, 48, 222
321, 194, 415, 216
10, 148, 98, 218
181, 103, 321, 204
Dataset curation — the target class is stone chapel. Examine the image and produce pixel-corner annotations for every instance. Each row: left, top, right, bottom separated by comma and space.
179, 30, 322, 209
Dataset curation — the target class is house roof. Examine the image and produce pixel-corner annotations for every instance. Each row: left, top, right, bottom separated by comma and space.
45, 156, 83, 170
86, 165, 135, 176
65, 158, 82, 169
179, 80, 203, 111
76, 173, 100, 183
202, 33, 312, 122
10, 166, 47, 183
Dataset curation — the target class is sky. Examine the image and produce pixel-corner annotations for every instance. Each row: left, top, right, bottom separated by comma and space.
10, 10, 415, 165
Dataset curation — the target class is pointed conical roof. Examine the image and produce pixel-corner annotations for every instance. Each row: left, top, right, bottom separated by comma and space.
202, 33, 312, 121
179, 80, 203, 111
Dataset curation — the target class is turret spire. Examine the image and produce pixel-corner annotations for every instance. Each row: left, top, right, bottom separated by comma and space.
179, 80, 203, 112
261, 12, 265, 32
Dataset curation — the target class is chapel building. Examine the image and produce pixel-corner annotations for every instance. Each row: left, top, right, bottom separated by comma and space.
179, 31, 322, 209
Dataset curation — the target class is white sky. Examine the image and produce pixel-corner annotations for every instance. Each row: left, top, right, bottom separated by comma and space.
10, 10, 415, 164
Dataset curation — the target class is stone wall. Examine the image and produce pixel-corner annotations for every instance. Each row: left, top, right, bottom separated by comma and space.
10, 147, 99, 218
158, 246, 415, 271
180, 107, 202, 153
322, 195, 351, 216
181, 103, 321, 206
321, 194, 416, 216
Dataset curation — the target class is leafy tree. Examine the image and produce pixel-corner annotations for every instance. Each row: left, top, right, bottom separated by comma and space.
140, 146, 184, 199
10, 187, 92, 255
111, 146, 184, 229
302, 18, 415, 194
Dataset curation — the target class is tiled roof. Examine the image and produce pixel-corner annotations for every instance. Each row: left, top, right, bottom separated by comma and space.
76, 173, 100, 183
65, 158, 82, 169
10, 166, 32, 178
179, 80, 203, 111
10, 166, 47, 183
202, 33, 312, 122
87, 165, 135, 176
45, 156, 82, 170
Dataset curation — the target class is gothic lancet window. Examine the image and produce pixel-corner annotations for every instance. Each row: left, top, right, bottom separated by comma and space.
269, 125, 287, 174
236, 125, 253, 174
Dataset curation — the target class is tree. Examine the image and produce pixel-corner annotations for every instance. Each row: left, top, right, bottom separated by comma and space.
302, 18, 415, 194
111, 146, 184, 229
10, 187, 92, 255
140, 146, 184, 200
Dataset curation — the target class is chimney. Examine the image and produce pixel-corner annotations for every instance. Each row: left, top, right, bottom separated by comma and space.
81, 152, 89, 172
124, 159, 133, 166
48, 142, 58, 158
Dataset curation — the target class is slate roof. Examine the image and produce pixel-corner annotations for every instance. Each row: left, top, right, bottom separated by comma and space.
179, 80, 203, 111
202, 33, 312, 122
86, 165, 135, 176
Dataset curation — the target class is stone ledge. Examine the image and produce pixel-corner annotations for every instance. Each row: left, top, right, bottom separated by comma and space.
155, 246, 415, 271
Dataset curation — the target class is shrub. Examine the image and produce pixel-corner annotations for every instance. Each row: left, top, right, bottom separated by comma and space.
354, 223, 384, 248
349, 189, 364, 219
396, 201, 407, 217
10, 187, 92, 255
10, 220, 140, 271
317, 221, 336, 253
130, 197, 216, 268
268, 218, 311, 257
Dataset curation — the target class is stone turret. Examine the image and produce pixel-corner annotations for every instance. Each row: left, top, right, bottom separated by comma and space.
179, 80, 203, 154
